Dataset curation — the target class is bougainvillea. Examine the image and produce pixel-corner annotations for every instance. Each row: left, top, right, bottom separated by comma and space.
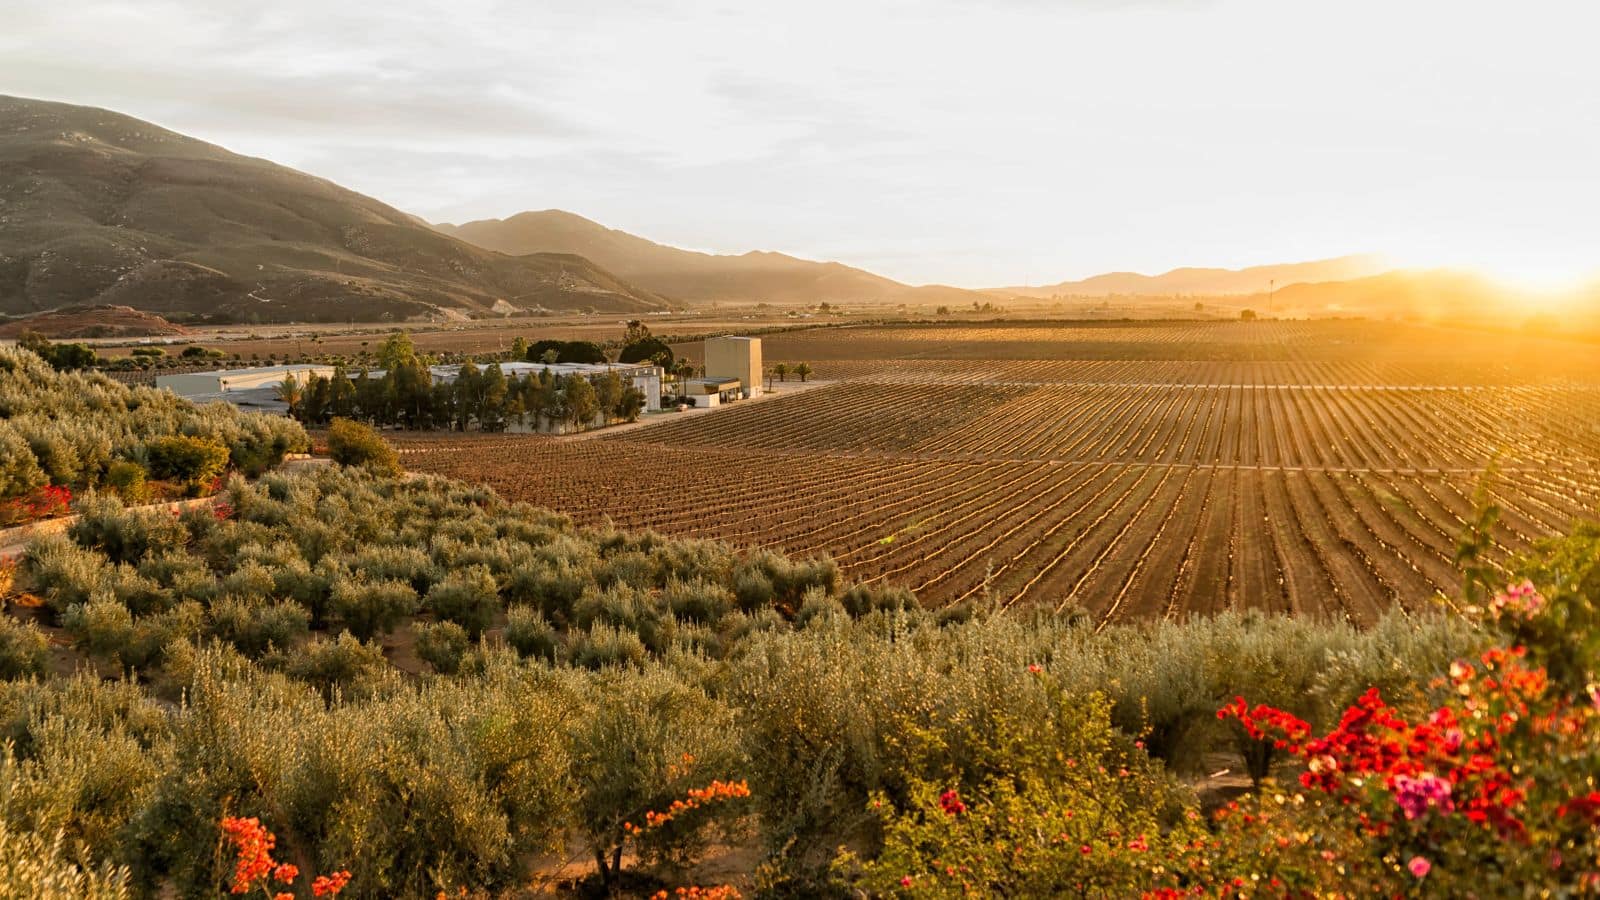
1200, 581, 1600, 895
220, 816, 349, 899
0, 485, 71, 525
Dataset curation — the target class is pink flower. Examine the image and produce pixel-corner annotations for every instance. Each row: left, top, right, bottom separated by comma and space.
1392, 774, 1454, 820
900, 875, 914, 888
1408, 856, 1432, 878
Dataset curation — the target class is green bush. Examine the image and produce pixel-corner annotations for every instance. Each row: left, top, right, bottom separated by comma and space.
145, 435, 229, 496
0, 617, 51, 679
103, 461, 149, 505
326, 418, 400, 477
416, 621, 471, 675
279, 633, 389, 700
328, 578, 418, 641
424, 566, 500, 639
504, 607, 558, 662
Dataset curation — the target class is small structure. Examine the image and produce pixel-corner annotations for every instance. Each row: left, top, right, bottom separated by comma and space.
678, 376, 742, 408
704, 336, 762, 400
157, 364, 334, 397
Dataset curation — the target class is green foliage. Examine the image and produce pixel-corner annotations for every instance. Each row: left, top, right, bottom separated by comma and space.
102, 462, 149, 505
328, 577, 418, 640
424, 566, 500, 639
504, 607, 558, 662
618, 336, 674, 367
0, 617, 50, 680
416, 621, 471, 675
144, 435, 229, 495
326, 418, 400, 476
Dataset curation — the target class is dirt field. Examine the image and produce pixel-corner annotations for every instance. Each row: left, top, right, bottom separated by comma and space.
396, 320, 1600, 623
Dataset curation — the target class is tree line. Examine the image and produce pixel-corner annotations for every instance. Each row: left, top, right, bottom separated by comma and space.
281, 334, 644, 433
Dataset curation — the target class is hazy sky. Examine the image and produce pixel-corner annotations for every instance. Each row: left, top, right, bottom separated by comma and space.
5, 0, 1598, 288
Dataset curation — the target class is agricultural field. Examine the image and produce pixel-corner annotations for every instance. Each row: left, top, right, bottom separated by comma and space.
398, 320, 1600, 623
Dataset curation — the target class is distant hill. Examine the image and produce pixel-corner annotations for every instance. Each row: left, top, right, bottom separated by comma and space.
436, 209, 990, 307
1266, 270, 1522, 318
0, 304, 187, 338
0, 96, 667, 323
999, 255, 1389, 298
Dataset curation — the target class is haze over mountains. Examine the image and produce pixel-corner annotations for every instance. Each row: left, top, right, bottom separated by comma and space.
999, 256, 1390, 298
0, 94, 1579, 330
436, 210, 989, 308
0, 95, 666, 324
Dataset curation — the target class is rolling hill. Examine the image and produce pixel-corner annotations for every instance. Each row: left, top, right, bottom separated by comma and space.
998, 255, 1390, 298
436, 209, 991, 307
0, 96, 667, 323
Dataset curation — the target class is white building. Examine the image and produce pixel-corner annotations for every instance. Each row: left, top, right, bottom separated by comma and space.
156, 364, 335, 397
704, 336, 762, 399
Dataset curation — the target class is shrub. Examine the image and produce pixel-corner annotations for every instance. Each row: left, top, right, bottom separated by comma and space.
416, 621, 471, 675
326, 418, 400, 477
0, 617, 51, 679
664, 578, 735, 625
504, 607, 558, 662
424, 566, 500, 639
145, 435, 229, 496
207, 597, 310, 657
67, 495, 188, 567
103, 461, 150, 505
280, 633, 389, 699
566, 668, 743, 889
328, 578, 419, 641
565, 624, 648, 671
0, 818, 131, 899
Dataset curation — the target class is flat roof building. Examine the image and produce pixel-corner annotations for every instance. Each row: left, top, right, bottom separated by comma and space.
704, 336, 762, 399
156, 364, 335, 398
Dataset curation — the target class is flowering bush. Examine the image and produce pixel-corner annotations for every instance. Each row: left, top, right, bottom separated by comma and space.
0, 485, 72, 525
1203, 576, 1600, 895
219, 816, 349, 898
838, 682, 1206, 897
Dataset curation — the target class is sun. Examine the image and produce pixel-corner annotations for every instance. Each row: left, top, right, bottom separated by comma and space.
1480, 261, 1597, 298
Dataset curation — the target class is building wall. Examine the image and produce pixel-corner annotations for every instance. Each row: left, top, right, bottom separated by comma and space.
156, 371, 224, 396
704, 337, 762, 399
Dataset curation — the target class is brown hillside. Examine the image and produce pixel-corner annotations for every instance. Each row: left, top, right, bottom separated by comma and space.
437, 209, 990, 307
0, 304, 188, 338
0, 96, 668, 323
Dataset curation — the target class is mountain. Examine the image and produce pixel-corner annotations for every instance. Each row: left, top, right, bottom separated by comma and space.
1266, 270, 1525, 318
0, 96, 667, 323
0, 304, 188, 338
999, 255, 1389, 298
436, 209, 989, 307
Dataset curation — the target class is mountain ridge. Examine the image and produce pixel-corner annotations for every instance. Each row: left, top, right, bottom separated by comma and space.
0, 95, 668, 323
436, 209, 990, 307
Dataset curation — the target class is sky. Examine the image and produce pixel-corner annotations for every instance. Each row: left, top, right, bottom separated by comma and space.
4, 0, 1598, 289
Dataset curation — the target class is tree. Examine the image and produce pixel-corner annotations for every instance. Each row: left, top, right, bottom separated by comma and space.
564, 376, 600, 430
328, 367, 357, 419
593, 372, 625, 425
277, 374, 304, 418
453, 361, 482, 431
479, 363, 509, 432
624, 320, 652, 344
510, 336, 529, 361
377, 332, 421, 369
772, 363, 790, 383
618, 337, 674, 368
1240, 309, 1258, 321
794, 362, 812, 383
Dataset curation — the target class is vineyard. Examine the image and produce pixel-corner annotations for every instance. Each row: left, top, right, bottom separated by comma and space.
398, 320, 1600, 623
